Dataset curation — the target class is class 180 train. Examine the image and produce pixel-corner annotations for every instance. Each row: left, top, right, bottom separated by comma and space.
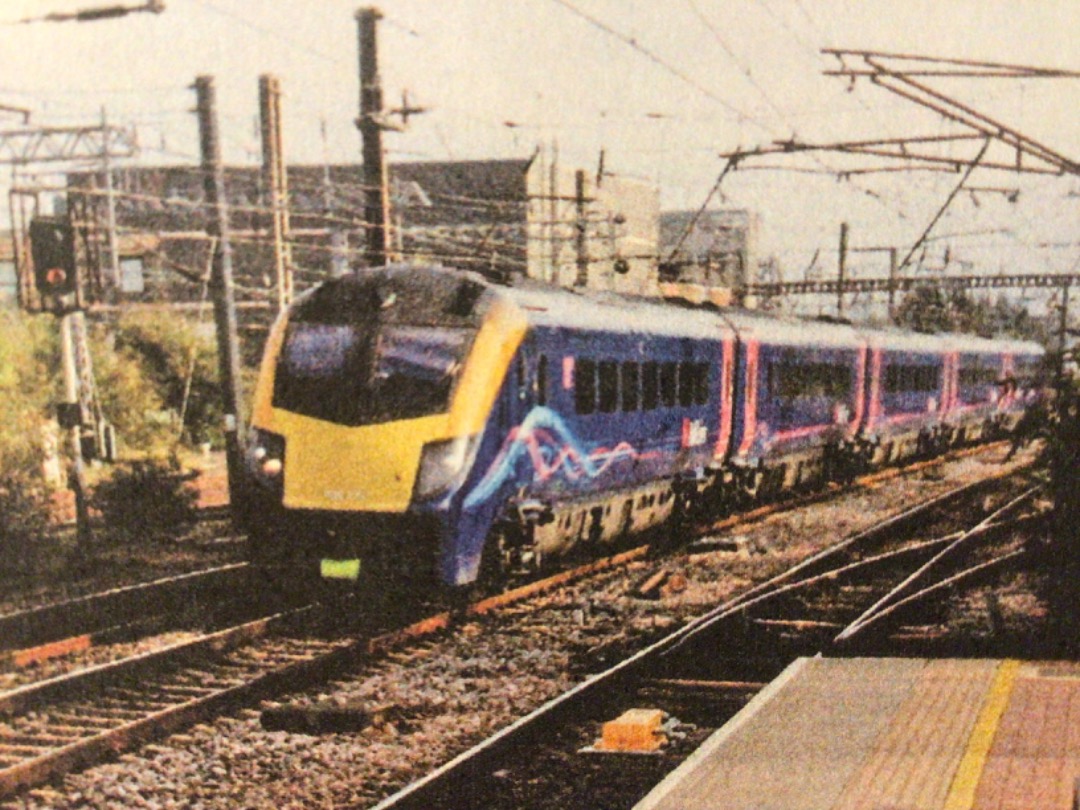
240, 264, 1044, 590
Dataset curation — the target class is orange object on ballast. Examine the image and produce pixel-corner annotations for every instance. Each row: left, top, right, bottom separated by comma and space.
595, 708, 665, 753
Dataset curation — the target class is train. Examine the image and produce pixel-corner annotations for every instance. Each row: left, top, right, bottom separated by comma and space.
240, 264, 1045, 591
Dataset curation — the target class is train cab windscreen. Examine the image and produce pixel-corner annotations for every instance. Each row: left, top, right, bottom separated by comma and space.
273, 321, 472, 426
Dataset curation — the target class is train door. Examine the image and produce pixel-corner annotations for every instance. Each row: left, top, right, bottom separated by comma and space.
511, 335, 549, 427
501, 342, 532, 434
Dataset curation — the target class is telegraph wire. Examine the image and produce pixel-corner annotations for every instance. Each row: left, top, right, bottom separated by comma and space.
546, 0, 771, 134
190, 0, 348, 66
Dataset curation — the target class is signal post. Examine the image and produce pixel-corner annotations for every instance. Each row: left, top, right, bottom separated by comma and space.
29, 217, 93, 550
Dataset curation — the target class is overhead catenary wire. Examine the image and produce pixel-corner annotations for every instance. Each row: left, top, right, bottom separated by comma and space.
546, 0, 773, 135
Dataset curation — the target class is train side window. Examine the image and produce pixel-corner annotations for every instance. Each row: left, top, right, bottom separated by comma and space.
923, 366, 934, 391
516, 355, 527, 401
642, 361, 659, 410
887, 363, 939, 394
677, 362, 695, 407
537, 354, 548, 406
695, 362, 710, 404
575, 358, 596, 414
598, 360, 618, 413
660, 362, 677, 407
959, 364, 997, 388
621, 361, 640, 411
888, 365, 898, 393
772, 361, 850, 400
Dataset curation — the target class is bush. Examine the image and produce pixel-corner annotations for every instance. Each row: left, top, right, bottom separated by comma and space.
89, 331, 172, 455
0, 310, 56, 471
0, 468, 52, 571
92, 456, 199, 541
108, 312, 222, 448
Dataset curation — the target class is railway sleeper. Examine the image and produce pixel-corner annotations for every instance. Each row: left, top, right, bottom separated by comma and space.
85, 704, 159, 719
149, 685, 217, 700
0, 732, 82, 748
46, 715, 116, 731
101, 689, 177, 708
0, 744, 54, 758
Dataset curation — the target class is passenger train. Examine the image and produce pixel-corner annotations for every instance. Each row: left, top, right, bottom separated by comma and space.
241, 264, 1044, 590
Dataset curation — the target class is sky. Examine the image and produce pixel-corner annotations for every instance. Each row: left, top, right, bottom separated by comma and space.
1, 0, 1078, 301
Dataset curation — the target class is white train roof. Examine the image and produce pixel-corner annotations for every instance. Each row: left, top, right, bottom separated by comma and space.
857, 326, 1043, 358
501, 284, 735, 341
858, 327, 951, 354
948, 334, 1044, 357
492, 276, 1043, 357
719, 309, 865, 350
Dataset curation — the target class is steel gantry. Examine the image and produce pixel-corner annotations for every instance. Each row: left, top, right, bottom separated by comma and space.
0, 124, 136, 166
744, 272, 1080, 299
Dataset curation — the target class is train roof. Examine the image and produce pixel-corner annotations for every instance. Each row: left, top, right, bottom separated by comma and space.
317, 265, 1044, 359
857, 327, 950, 354
943, 332, 1043, 356
857, 326, 1044, 356
500, 283, 735, 341
718, 309, 865, 350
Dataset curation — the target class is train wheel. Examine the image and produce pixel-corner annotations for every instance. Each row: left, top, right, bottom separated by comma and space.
478, 531, 512, 590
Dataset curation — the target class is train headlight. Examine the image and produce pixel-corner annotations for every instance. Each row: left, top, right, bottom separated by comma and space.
414, 434, 480, 501
247, 428, 285, 485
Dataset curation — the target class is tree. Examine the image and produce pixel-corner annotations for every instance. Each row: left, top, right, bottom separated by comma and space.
895, 285, 1049, 343
894, 285, 952, 333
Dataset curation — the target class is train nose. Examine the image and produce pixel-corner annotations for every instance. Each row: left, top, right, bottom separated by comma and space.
278, 412, 449, 513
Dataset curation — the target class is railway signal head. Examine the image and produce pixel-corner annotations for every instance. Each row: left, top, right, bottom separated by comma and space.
29, 217, 78, 310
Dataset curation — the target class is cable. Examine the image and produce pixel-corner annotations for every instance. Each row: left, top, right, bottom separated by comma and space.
190, 0, 348, 67
546, 0, 771, 134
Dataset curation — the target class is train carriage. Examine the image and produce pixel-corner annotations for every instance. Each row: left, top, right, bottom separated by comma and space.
470, 288, 736, 580
724, 311, 867, 495
860, 329, 951, 465
948, 333, 1017, 444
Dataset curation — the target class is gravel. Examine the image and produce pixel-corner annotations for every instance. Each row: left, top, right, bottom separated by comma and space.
1, 445, 1044, 810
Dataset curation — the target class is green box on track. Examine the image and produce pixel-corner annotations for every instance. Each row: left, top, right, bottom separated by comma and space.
320, 558, 361, 580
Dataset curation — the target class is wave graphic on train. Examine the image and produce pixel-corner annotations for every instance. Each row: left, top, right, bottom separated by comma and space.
464, 405, 659, 508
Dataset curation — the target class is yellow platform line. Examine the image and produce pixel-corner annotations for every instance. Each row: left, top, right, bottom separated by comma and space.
943, 659, 1020, 810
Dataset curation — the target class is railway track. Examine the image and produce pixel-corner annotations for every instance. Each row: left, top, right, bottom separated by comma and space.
0, 605, 350, 798
0, 564, 256, 671
0, 444, 1036, 804
368, 467, 1047, 810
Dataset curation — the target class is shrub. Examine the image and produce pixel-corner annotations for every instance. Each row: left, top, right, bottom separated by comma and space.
109, 312, 222, 448
0, 310, 55, 470
92, 456, 198, 541
89, 331, 172, 455
0, 468, 53, 571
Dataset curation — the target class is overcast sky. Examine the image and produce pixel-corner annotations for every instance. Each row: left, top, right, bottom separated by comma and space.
2, 0, 1078, 292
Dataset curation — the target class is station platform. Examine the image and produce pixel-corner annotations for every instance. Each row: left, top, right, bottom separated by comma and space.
635, 656, 1080, 810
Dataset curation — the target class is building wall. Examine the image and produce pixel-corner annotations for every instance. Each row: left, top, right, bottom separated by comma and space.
51, 157, 664, 308
659, 208, 758, 290
525, 151, 659, 296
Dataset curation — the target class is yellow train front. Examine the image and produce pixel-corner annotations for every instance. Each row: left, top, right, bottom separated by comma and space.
242, 265, 529, 589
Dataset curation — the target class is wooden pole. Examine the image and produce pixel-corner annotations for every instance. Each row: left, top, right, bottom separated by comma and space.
194, 75, 246, 513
